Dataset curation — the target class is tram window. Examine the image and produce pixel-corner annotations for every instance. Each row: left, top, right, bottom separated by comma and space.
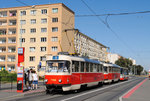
86, 62, 89, 72
104, 66, 108, 73
109, 67, 112, 73
100, 65, 103, 72
90, 63, 93, 72
93, 64, 97, 72
47, 61, 70, 73
97, 64, 100, 72
72, 61, 79, 72
120, 68, 123, 74
80, 62, 84, 72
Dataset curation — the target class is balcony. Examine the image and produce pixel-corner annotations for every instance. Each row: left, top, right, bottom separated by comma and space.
0, 38, 6, 44
0, 11, 7, 17
8, 28, 16, 35
0, 29, 7, 35
9, 20, 16, 26
0, 47, 6, 53
9, 10, 17, 17
8, 56, 15, 62
8, 37, 16, 43
8, 47, 16, 53
0, 20, 7, 26
0, 56, 5, 62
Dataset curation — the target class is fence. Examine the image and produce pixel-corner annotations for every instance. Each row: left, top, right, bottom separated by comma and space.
0, 76, 16, 90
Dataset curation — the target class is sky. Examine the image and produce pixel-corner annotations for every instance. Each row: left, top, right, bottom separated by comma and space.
0, 0, 150, 70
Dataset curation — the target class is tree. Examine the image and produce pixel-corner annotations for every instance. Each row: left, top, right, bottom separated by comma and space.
135, 65, 143, 75
115, 57, 133, 69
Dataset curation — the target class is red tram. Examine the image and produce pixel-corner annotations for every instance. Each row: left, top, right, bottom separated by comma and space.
103, 63, 120, 83
44, 55, 104, 92
44, 54, 128, 92
120, 67, 129, 81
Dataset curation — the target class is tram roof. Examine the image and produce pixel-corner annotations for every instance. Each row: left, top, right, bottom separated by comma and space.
46, 55, 102, 64
102, 62, 120, 68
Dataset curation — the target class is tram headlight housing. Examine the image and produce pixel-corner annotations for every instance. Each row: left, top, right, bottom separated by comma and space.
59, 79, 62, 83
44, 79, 48, 83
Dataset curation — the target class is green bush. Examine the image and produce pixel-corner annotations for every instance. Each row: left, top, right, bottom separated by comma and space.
0, 70, 17, 82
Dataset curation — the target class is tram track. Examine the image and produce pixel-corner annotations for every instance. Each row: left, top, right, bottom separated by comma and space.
7, 77, 144, 101
79, 78, 144, 101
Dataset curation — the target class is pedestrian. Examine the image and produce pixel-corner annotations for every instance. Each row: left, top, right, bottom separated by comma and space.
24, 70, 28, 89
28, 69, 33, 90
32, 70, 38, 90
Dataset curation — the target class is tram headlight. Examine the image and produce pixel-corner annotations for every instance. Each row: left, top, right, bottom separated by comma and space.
67, 79, 69, 82
44, 79, 48, 83
59, 79, 62, 83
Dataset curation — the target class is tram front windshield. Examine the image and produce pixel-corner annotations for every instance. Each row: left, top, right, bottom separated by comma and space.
46, 60, 70, 73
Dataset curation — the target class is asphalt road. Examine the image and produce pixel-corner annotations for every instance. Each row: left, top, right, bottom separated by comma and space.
8, 77, 145, 101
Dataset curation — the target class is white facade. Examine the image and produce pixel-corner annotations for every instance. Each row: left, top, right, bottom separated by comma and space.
107, 53, 120, 64
74, 32, 107, 62
129, 58, 136, 65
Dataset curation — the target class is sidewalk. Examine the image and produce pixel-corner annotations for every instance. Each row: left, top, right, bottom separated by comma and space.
0, 84, 45, 101
121, 78, 150, 101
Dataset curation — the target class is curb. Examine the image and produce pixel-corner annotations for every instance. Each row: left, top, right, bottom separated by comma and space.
118, 78, 147, 101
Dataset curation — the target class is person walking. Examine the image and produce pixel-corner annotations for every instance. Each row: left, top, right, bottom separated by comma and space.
32, 70, 38, 90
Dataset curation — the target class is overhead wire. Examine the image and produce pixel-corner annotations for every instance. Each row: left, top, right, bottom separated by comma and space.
80, 0, 144, 66
75, 10, 150, 17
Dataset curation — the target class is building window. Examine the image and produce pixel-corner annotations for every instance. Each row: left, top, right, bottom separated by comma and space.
52, 8, 58, 13
40, 47, 46, 52
30, 19, 36, 24
51, 46, 58, 51
29, 66, 35, 69
41, 18, 47, 23
20, 38, 25, 42
40, 56, 46, 61
52, 27, 58, 32
51, 37, 58, 42
41, 9, 47, 14
20, 11, 26, 16
30, 10, 36, 15
41, 28, 47, 33
52, 18, 58, 22
20, 20, 26, 25
41, 37, 47, 42
20, 29, 25, 34
30, 28, 36, 33
30, 38, 36, 42
30, 47, 35, 52
29, 56, 35, 61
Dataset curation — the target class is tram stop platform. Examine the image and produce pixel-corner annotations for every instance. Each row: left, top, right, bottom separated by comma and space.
120, 78, 150, 101
0, 84, 45, 101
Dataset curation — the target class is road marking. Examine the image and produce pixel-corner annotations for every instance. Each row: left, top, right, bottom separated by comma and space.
122, 78, 147, 98
119, 78, 147, 101
61, 78, 139, 101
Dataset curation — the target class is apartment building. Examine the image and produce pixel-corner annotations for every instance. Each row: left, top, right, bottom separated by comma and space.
0, 3, 108, 75
61, 29, 108, 62
0, 3, 74, 74
0, 8, 18, 72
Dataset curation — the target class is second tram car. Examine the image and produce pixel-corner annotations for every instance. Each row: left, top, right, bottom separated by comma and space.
103, 63, 120, 83
44, 55, 104, 92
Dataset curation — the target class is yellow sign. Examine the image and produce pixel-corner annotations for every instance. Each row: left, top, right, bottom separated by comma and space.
51, 79, 56, 81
